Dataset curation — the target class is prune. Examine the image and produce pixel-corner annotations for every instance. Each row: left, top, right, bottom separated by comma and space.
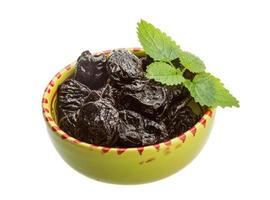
117, 110, 168, 147
58, 111, 89, 141
100, 84, 121, 106
117, 124, 142, 147
74, 50, 108, 90
56, 50, 202, 148
119, 79, 172, 119
57, 79, 103, 138
143, 118, 168, 141
78, 98, 120, 146
57, 79, 91, 120
167, 84, 190, 104
106, 49, 144, 86
139, 55, 153, 71
164, 102, 198, 137
59, 112, 79, 137
119, 109, 144, 127
117, 110, 145, 147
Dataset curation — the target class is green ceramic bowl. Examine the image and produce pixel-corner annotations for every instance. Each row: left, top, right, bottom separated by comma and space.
42, 48, 215, 184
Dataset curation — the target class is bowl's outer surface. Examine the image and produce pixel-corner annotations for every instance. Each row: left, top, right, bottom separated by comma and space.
42, 48, 216, 184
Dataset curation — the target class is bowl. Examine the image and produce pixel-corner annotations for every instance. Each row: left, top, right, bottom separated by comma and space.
42, 48, 216, 184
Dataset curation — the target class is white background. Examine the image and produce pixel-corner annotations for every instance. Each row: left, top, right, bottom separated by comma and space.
0, 0, 269, 199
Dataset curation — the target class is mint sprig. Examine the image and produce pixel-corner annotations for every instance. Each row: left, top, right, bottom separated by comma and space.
137, 20, 181, 62
184, 73, 239, 107
137, 19, 239, 108
179, 51, 205, 73
146, 62, 185, 85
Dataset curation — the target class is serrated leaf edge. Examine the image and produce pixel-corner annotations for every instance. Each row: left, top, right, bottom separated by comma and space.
137, 19, 181, 62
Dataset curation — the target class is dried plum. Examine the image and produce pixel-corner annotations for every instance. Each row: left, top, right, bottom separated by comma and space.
117, 110, 145, 147
119, 79, 172, 119
100, 84, 121, 105
119, 109, 144, 127
74, 51, 108, 90
59, 112, 79, 137
78, 98, 120, 146
117, 124, 142, 147
167, 84, 190, 104
139, 55, 153, 71
58, 111, 88, 141
164, 103, 198, 137
56, 50, 202, 148
106, 49, 144, 86
57, 79, 103, 138
143, 118, 168, 141
57, 79, 91, 120
117, 110, 168, 147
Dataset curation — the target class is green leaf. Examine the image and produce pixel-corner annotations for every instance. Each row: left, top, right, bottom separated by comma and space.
184, 72, 239, 108
146, 62, 185, 85
137, 19, 181, 62
179, 51, 205, 73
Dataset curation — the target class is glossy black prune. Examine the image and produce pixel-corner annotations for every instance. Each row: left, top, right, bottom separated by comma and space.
56, 50, 202, 148
167, 84, 191, 104
58, 112, 79, 137
58, 111, 89, 141
119, 79, 172, 119
143, 118, 168, 141
78, 98, 120, 146
106, 49, 144, 86
57, 79, 103, 138
139, 55, 153, 71
74, 50, 108, 90
117, 110, 168, 147
57, 79, 91, 120
119, 109, 144, 128
163, 102, 198, 138
100, 84, 121, 106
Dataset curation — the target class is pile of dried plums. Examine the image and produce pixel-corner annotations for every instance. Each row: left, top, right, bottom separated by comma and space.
57, 49, 202, 147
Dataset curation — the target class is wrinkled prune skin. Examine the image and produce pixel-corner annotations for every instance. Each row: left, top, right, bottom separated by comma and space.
117, 110, 145, 147
100, 84, 121, 106
57, 79, 103, 138
57, 79, 91, 120
59, 112, 79, 137
167, 84, 190, 104
119, 79, 172, 119
56, 50, 203, 148
58, 111, 89, 141
164, 102, 198, 138
117, 110, 168, 147
74, 51, 108, 90
119, 109, 144, 127
117, 124, 142, 147
106, 49, 144, 86
139, 55, 153, 71
143, 118, 168, 139
78, 99, 120, 146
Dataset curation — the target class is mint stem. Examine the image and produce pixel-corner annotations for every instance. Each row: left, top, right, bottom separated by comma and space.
168, 61, 174, 67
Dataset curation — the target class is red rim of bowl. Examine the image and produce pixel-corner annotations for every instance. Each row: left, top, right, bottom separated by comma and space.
42, 47, 214, 155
